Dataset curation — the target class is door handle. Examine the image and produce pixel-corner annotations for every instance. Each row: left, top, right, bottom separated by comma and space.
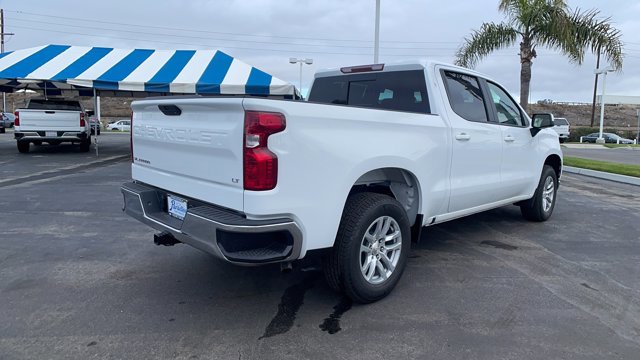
504, 135, 515, 142
455, 133, 471, 141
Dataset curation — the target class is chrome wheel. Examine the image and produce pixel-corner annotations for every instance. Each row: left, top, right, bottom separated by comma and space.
360, 216, 402, 285
542, 176, 555, 212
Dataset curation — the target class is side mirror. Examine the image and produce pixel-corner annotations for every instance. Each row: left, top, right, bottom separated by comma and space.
530, 113, 555, 137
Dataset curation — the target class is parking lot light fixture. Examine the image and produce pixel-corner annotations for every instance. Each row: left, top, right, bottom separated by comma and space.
289, 58, 313, 98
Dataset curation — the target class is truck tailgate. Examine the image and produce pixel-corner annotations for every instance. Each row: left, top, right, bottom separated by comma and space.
17, 109, 82, 131
130, 98, 245, 212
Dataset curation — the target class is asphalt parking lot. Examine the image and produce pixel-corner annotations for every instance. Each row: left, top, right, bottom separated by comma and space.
1, 134, 639, 359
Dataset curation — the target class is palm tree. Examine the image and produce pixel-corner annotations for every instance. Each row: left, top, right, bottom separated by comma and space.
455, 0, 623, 112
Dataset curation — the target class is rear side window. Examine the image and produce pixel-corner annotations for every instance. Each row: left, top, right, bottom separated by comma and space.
442, 71, 488, 122
308, 70, 430, 114
27, 99, 82, 111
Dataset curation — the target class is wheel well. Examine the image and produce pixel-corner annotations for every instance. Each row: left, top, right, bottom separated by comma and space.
350, 168, 420, 226
545, 154, 562, 179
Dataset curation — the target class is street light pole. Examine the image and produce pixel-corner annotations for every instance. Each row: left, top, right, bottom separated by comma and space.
589, 46, 601, 128
1, 9, 16, 113
298, 62, 303, 90
597, 71, 608, 142
636, 109, 639, 144
374, 0, 380, 63
594, 66, 614, 143
289, 58, 313, 98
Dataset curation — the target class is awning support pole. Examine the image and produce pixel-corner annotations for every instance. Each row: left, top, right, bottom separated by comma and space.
93, 88, 100, 156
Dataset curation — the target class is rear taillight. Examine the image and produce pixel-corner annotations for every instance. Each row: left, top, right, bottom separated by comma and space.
243, 111, 286, 191
80, 113, 85, 127
130, 113, 134, 162
14, 111, 19, 126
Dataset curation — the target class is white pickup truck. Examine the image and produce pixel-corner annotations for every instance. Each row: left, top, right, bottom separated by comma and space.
14, 98, 91, 153
552, 116, 570, 143
121, 60, 562, 303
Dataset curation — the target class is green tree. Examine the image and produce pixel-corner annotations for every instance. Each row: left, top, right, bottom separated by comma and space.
455, 0, 623, 112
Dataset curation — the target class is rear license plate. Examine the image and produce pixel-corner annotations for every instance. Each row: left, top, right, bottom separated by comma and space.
167, 194, 187, 220
45, 131, 57, 137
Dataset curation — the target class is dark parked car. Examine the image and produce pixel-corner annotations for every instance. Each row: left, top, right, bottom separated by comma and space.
582, 132, 634, 144
89, 117, 101, 135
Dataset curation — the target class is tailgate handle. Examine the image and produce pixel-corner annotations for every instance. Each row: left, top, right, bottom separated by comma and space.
45, 111, 56, 114
158, 105, 182, 116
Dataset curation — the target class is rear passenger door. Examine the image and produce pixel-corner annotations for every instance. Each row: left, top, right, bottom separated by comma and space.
440, 69, 503, 212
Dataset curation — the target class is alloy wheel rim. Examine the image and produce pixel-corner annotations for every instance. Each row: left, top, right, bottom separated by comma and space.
542, 176, 555, 212
359, 216, 402, 285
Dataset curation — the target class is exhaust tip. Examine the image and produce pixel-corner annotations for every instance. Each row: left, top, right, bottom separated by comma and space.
280, 262, 293, 273
154, 231, 181, 246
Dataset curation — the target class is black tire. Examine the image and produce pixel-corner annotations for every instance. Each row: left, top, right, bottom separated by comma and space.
559, 138, 566, 143
17, 141, 29, 153
0, 127, 5, 133
520, 165, 558, 222
324, 192, 411, 303
33, 141, 42, 146
80, 139, 91, 152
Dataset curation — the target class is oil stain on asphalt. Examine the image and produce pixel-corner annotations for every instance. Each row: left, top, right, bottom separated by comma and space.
259, 272, 319, 339
319, 297, 352, 334
480, 240, 518, 251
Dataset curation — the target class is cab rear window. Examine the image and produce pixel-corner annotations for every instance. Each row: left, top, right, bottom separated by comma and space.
308, 70, 430, 114
27, 100, 82, 111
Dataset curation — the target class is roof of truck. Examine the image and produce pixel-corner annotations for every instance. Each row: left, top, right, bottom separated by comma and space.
314, 59, 492, 80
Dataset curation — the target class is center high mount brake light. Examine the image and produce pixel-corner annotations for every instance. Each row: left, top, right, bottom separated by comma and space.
340, 64, 385, 73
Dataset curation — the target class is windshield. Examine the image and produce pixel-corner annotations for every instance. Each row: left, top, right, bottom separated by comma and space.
27, 99, 82, 111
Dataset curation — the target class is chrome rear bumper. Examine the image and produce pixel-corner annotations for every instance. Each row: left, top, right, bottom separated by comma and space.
121, 182, 303, 265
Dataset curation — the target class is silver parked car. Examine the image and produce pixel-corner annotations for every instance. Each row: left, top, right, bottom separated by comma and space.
107, 120, 131, 131
2, 112, 15, 128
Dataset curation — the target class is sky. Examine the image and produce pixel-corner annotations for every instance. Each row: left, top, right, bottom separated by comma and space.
1, 0, 639, 102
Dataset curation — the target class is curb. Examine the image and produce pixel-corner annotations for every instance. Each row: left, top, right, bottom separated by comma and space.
563, 166, 640, 186
561, 144, 607, 149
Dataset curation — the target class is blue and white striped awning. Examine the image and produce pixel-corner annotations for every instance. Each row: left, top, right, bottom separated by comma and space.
0, 44, 296, 96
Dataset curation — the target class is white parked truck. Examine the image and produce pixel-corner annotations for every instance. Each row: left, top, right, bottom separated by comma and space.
121, 61, 562, 303
14, 98, 91, 153
552, 116, 570, 143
